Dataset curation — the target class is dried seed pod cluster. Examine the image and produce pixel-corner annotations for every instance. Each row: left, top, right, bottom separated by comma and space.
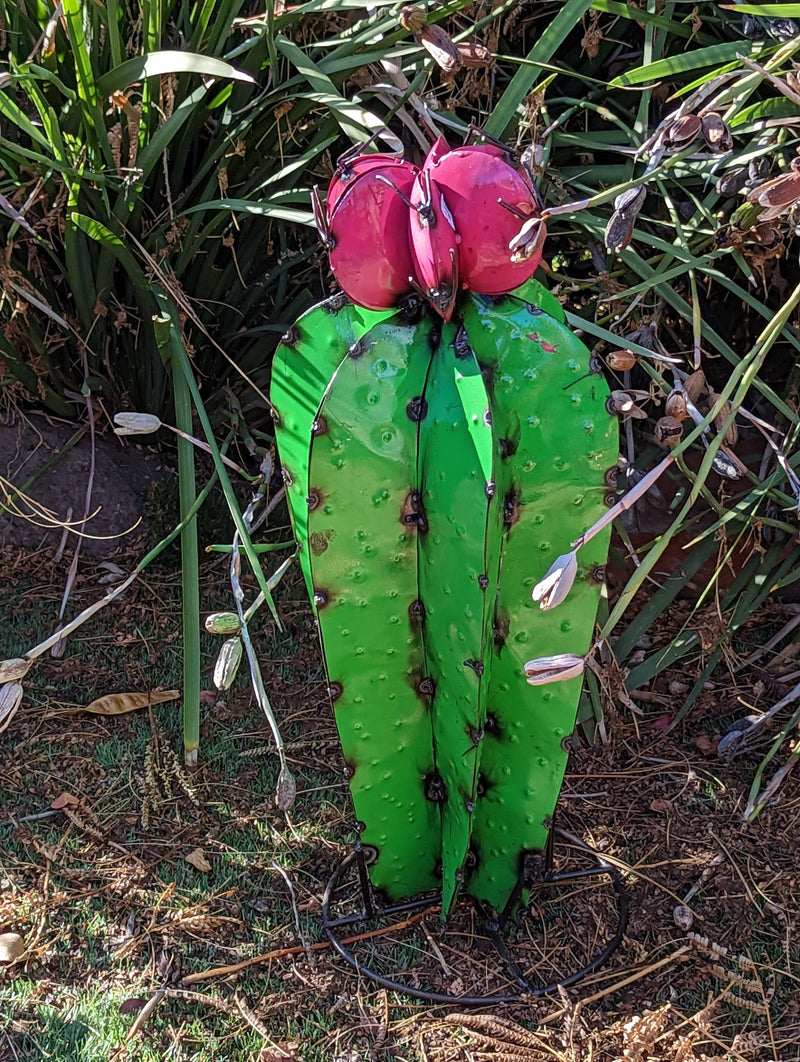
316, 137, 545, 317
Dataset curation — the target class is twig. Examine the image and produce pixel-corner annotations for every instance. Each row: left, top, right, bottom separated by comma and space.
270, 860, 313, 966
539, 946, 690, 1024
126, 987, 165, 1041
180, 905, 439, 984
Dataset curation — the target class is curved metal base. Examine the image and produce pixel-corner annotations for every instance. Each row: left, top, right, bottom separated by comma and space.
322, 827, 629, 1005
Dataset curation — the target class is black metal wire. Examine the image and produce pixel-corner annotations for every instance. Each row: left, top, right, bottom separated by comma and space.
321, 828, 629, 1005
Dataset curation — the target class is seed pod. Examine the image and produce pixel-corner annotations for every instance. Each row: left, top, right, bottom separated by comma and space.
276, 765, 297, 810
709, 391, 738, 446
0, 657, 31, 683
0, 682, 22, 734
456, 41, 494, 68
418, 23, 462, 73
716, 167, 748, 196
113, 412, 163, 436
746, 156, 800, 215
204, 612, 241, 635
654, 415, 684, 447
700, 113, 733, 153
398, 4, 427, 32
213, 637, 243, 691
607, 389, 647, 419
613, 185, 646, 217
683, 369, 706, 404
665, 113, 701, 149
531, 551, 578, 611
604, 210, 636, 253
665, 391, 688, 421
605, 349, 637, 372
523, 654, 585, 686
767, 17, 799, 42
729, 200, 764, 232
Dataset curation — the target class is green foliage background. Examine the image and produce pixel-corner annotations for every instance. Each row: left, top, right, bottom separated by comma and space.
3, 0, 800, 802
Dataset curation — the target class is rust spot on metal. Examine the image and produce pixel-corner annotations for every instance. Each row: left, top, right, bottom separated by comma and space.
406, 396, 428, 422
280, 467, 293, 486
453, 323, 471, 359
313, 588, 330, 608
348, 337, 367, 358
400, 490, 428, 533
343, 760, 356, 779
306, 490, 322, 511
397, 292, 424, 323
322, 291, 349, 314
604, 465, 619, 488
467, 724, 484, 748
309, 530, 333, 555
327, 681, 343, 702
281, 325, 300, 347
311, 415, 328, 436
591, 564, 606, 583
493, 613, 509, 650
503, 489, 521, 528
499, 437, 518, 459
477, 574, 489, 590
464, 659, 485, 676
415, 675, 435, 702
485, 479, 496, 499
476, 773, 491, 797
408, 598, 426, 629
424, 773, 447, 802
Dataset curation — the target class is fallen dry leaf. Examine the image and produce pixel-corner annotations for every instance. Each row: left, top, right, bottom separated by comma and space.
50, 792, 80, 810
694, 732, 720, 756
257, 1044, 299, 1061
81, 690, 180, 715
185, 848, 211, 873
119, 997, 148, 1015
0, 932, 25, 963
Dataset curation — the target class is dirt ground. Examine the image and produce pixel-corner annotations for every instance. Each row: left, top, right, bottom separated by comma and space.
0, 489, 799, 1059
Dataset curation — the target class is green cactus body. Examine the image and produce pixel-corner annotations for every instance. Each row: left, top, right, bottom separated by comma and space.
304, 310, 442, 901
270, 294, 394, 600
417, 323, 498, 912
270, 280, 617, 916
459, 288, 617, 910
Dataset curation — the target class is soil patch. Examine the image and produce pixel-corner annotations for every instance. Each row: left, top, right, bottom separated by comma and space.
0, 412, 167, 557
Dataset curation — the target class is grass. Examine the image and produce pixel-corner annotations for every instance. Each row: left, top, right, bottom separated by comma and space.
1, 545, 799, 1061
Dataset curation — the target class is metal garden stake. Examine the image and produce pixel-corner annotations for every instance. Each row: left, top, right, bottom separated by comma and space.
270, 135, 627, 1000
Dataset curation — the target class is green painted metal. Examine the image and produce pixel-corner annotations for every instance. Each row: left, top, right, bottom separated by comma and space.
304, 312, 442, 901
459, 291, 617, 911
269, 295, 394, 600
270, 279, 617, 917
417, 324, 497, 912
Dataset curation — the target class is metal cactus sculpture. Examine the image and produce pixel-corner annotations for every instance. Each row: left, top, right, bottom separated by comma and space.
270, 134, 623, 986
